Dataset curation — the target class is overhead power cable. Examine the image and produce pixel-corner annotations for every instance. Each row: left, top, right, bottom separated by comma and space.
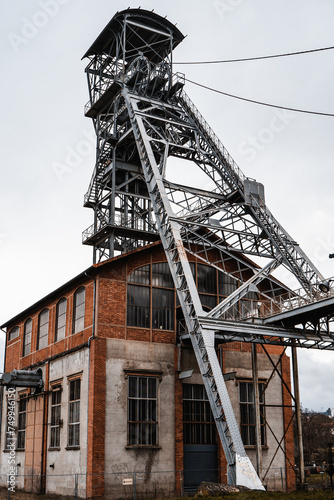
185, 78, 334, 117
175, 45, 334, 65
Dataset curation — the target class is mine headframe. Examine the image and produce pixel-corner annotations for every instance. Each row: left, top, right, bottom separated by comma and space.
82, 8, 333, 490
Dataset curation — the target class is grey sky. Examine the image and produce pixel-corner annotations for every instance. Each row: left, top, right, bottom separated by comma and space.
1, 0, 334, 411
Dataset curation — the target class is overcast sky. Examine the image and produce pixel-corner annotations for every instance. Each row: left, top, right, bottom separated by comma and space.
1, 0, 334, 412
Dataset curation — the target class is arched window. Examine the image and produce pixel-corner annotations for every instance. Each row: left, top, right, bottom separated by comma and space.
23, 319, 32, 356
8, 326, 19, 341
37, 309, 49, 350
127, 262, 247, 328
55, 298, 67, 342
73, 287, 85, 334
127, 262, 174, 330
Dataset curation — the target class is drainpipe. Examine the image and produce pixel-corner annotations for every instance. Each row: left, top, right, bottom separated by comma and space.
84, 272, 97, 493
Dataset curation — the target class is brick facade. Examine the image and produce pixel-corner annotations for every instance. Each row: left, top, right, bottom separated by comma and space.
0, 243, 296, 495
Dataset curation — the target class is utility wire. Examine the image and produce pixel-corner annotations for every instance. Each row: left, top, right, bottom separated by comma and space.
185, 78, 334, 117
175, 45, 334, 65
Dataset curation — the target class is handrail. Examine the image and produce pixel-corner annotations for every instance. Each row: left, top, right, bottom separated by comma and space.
178, 90, 245, 189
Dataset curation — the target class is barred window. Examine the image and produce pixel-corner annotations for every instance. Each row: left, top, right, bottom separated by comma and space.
8, 326, 19, 342
73, 287, 85, 334
50, 387, 61, 449
17, 398, 27, 450
128, 375, 158, 446
37, 309, 49, 350
55, 298, 67, 342
68, 379, 80, 448
23, 319, 32, 357
183, 384, 216, 445
239, 381, 266, 446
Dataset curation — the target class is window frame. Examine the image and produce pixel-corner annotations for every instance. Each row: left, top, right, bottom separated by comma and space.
127, 374, 159, 447
50, 385, 62, 449
239, 380, 267, 447
8, 326, 19, 342
55, 298, 67, 342
72, 287, 85, 334
127, 263, 175, 331
127, 262, 250, 330
17, 397, 27, 451
37, 308, 49, 351
67, 378, 81, 449
183, 383, 216, 445
23, 318, 32, 357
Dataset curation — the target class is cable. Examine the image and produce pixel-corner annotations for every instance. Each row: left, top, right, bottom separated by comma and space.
175, 45, 334, 65
185, 78, 334, 117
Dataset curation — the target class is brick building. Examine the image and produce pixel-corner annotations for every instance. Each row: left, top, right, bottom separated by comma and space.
0, 241, 295, 497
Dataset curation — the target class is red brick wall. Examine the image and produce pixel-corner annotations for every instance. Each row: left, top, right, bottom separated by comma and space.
86, 337, 106, 499
4, 280, 95, 371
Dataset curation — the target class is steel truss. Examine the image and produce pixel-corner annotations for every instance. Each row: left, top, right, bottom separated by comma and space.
82, 8, 334, 490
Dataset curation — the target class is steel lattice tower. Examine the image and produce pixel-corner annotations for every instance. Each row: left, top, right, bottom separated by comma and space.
82, 8, 333, 489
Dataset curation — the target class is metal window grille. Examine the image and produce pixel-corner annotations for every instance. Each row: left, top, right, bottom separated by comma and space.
68, 379, 80, 447
73, 287, 85, 334
128, 376, 158, 446
239, 381, 266, 446
17, 398, 27, 450
50, 387, 61, 448
183, 384, 216, 445
23, 319, 32, 357
55, 298, 67, 342
37, 308, 49, 350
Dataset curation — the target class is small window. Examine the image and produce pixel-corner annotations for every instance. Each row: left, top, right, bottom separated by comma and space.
37, 309, 49, 350
73, 288, 85, 334
55, 298, 67, 342
68, 379, 80, 447
239, 381, 266, 446
23, 319, 32, 357
128, 375, 158, 446
8, 326, 19, 342
50, 387, 61, 449
17, 398, 27, 450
